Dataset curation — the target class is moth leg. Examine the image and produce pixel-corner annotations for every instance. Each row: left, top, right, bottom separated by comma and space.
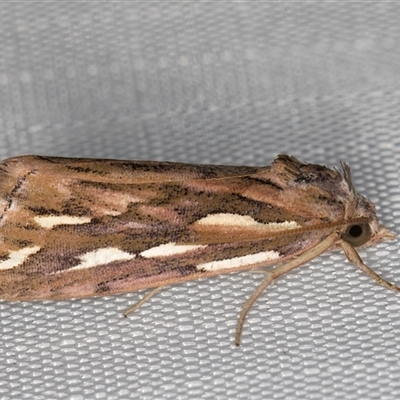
340, 239, 400, 293
123, 286, 166, 317
235, 231, 341, 346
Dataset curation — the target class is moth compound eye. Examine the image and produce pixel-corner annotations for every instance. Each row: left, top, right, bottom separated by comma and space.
342, 223, 372, 247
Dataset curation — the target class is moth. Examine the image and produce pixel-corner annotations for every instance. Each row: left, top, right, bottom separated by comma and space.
0, 154, 397, 345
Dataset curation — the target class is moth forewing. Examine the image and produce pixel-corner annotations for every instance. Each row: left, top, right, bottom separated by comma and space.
0, 154, 396, 345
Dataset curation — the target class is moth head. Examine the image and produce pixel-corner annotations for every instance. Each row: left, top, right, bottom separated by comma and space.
334, 160, 396, 247
341, 222, 372, 247
341, 194, 396, 248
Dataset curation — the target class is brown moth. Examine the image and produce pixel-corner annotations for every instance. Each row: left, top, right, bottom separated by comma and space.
0, 154, 396, 345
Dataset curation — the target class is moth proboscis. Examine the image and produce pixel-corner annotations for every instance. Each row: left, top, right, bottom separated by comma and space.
0, 154, 396, 345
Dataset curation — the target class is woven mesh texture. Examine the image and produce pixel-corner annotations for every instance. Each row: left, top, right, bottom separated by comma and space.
1, 3, 400, 399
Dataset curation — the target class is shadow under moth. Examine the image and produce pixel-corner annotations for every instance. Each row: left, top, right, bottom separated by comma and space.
0, 154, 397, 345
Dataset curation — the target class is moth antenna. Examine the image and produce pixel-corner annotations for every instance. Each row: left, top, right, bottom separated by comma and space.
123, 286, 166, 317
339, 239, 400, 293
236, 231, 341, 346
235, 273, 274, 346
